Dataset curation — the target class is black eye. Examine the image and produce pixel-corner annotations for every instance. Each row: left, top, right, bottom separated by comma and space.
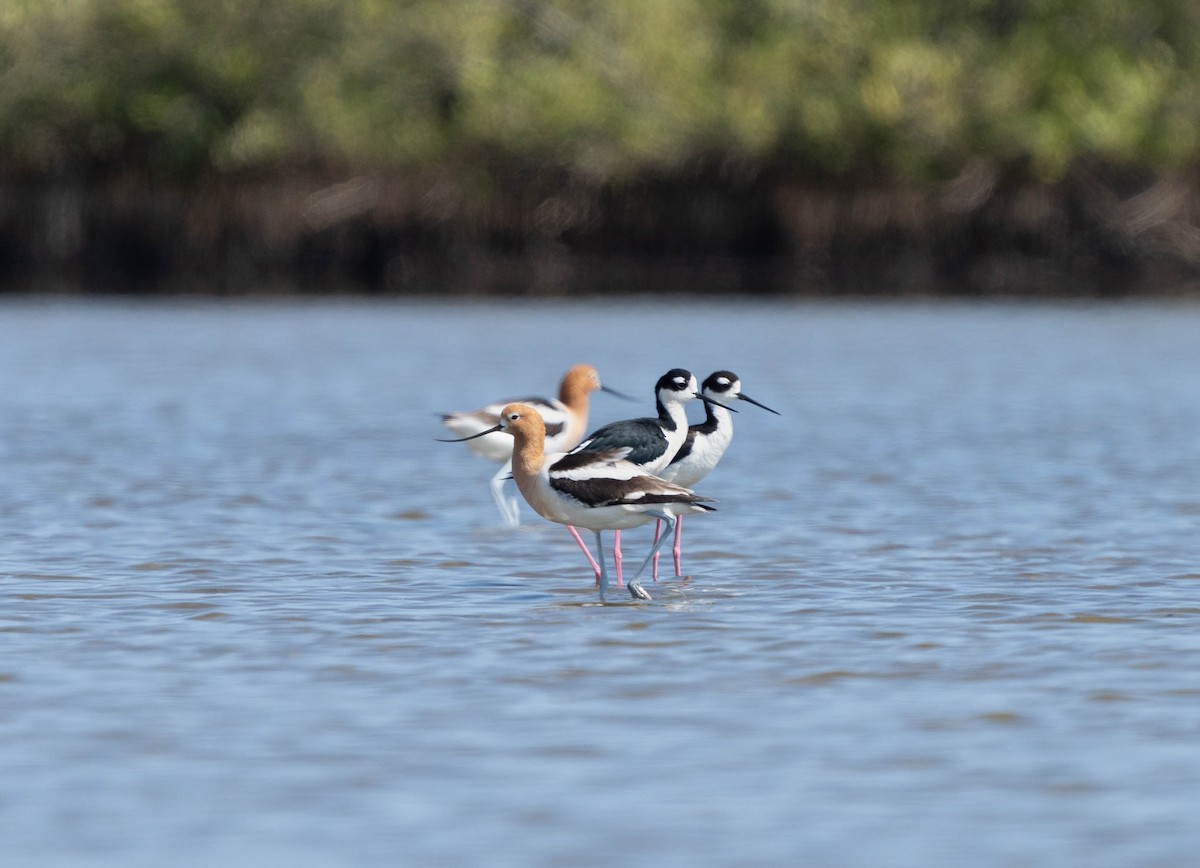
509, 413, 519, 420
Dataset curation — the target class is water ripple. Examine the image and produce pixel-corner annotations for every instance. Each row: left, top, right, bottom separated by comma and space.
2, 300, 1200, 866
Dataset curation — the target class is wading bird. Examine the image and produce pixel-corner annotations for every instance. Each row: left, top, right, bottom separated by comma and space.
448, 403, 716, 601
564, 369, 734, 585
440, 364, 627, 527
654, 371, 780, 577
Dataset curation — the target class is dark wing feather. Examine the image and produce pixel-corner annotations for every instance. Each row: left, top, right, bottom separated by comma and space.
549, 476, 626, 508
547, 448, 634, 507
549, 460, 716, 510
598, 473, 717, 507
551, 448, 630, 473
603, 494, 716, 510
504, 395, 553, 406
571, 418, 670, 467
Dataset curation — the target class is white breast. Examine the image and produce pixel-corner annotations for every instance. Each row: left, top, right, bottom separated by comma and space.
660, 408, 734, 487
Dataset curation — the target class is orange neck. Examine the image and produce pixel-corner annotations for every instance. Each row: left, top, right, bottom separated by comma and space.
506, 420, 549, 482
558, 379, 590, 414
511, 432, 545, 479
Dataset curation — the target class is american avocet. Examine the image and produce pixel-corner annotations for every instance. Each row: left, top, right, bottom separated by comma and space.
654, 370, 780, 577
452, 403, 716, 601
567, 368, 734, 585
439, 364, 627, 527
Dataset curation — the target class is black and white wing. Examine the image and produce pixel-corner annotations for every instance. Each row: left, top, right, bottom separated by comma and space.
568, 418, 669, 466
548, 449, 714, 510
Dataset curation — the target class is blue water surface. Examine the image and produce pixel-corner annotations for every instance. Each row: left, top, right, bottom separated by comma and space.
2, 298, 1199, 867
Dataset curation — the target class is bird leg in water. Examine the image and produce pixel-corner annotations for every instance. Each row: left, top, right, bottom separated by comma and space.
566, 525, 603, 582
650, 517, 685, 579
490, 461, 520, 527
592, 530, 609, 603
672, 515, 684, 577
612, 530, 623, 587
626, 512, 683, 601
651, 519, 663, 580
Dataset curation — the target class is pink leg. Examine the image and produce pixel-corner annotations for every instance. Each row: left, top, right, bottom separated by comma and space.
566, 525, 603, 583
651, 519, 663, 580
613, 530, 624, 587
673, 515, 684, 576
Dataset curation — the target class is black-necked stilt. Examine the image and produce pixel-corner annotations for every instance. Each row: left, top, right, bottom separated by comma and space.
566, 368, 734, 585
465, 403, 717, 601
439, 364, 627, 527
654, 370, 780, 577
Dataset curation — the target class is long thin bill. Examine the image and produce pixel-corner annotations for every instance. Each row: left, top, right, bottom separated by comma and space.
738, 393, 781, 415
436, 423, 506, 442
697, 393, 738, 412
600, 384, 635, 401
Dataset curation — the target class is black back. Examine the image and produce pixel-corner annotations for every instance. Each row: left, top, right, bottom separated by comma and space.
573, 418, 670, 466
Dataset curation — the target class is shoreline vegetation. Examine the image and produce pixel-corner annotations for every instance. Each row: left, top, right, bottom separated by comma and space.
5, 166, 1200, 296
3, 2, 1200, 296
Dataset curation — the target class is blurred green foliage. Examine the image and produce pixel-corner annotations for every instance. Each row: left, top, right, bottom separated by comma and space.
2, 0, 1198, 182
